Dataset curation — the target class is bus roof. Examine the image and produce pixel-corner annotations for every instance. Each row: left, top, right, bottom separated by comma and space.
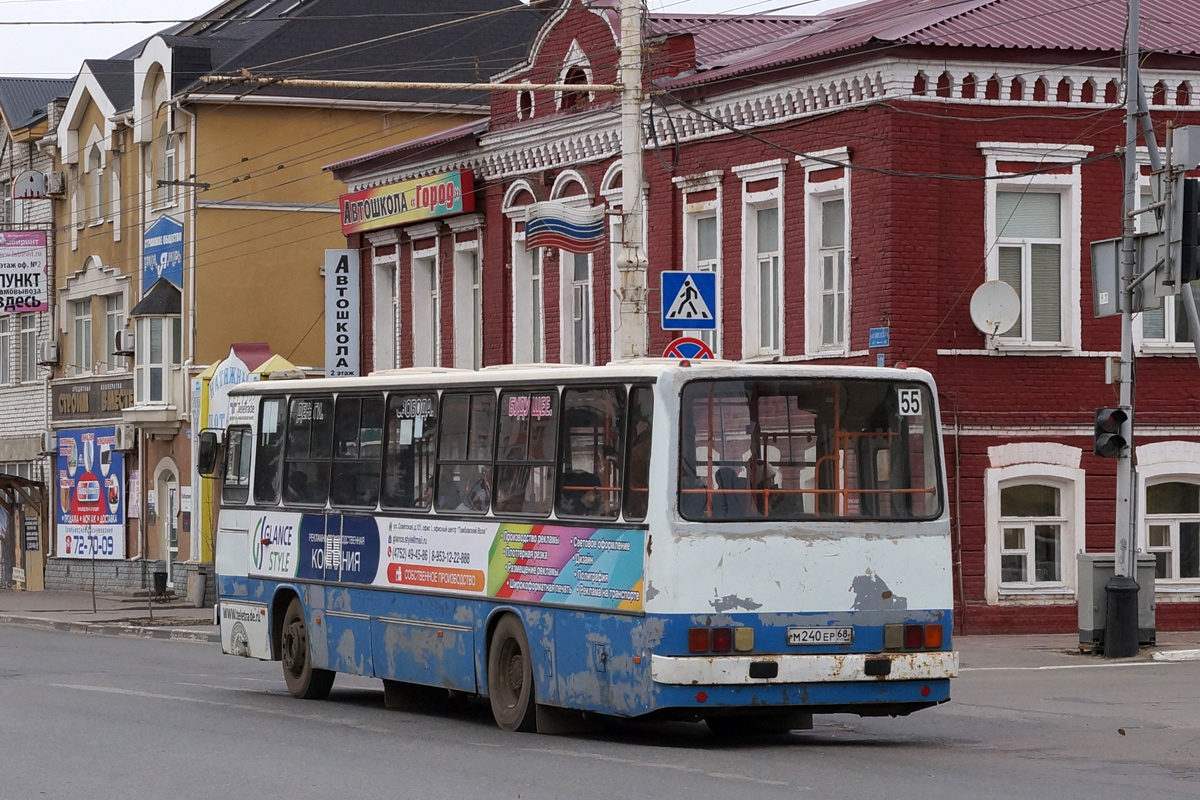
227, 360, 935, 396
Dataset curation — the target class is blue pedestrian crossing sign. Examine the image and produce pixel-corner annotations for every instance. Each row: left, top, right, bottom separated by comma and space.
661, 271, 717, 331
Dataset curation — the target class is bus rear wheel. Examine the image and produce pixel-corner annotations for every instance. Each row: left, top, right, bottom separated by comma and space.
280, 597, 335, 700
487, 615, 537, 732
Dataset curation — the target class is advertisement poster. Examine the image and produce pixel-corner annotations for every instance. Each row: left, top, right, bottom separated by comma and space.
56, 426, 125, 559
142, 215, 184, 290
339, 170, 474, 235
0, 230, 48, 314
248, 511, 645, 612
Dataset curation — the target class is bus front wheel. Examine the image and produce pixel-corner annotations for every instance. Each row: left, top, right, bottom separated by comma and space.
280, 597, 335, 700
487, 615, 537, 732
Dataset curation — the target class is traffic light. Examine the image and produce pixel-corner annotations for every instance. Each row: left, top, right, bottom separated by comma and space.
1181, 177, 1200, 285
1094, 407, 1129, 458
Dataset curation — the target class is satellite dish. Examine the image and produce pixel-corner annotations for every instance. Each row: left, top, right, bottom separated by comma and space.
969, 280, 1020, 336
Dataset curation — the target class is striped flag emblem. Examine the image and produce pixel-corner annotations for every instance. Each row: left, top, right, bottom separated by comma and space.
524, 201, 606, 254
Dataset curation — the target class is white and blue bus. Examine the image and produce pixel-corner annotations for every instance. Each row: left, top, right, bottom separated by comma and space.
203, 361, 957, 733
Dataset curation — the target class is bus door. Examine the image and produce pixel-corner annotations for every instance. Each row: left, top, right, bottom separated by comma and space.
320, 512, 375, 676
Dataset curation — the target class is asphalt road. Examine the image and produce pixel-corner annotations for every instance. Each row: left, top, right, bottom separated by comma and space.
1, 627, 1197, 800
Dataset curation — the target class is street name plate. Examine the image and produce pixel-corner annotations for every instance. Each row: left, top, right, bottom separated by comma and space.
787, 627, 853, 645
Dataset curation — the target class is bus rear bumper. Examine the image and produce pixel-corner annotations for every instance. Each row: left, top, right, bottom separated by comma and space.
650, 650, 959, 686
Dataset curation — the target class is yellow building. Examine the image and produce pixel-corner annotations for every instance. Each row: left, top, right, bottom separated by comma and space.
45, 0, 543, 595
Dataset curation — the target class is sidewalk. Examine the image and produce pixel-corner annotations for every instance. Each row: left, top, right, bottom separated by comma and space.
2, 588, 1199, 663
0, 588, 219, 643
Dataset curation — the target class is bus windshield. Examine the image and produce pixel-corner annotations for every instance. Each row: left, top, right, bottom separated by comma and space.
679, 378, 942, 521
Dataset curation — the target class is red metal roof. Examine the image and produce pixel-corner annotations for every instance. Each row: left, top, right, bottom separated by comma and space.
324, 118, 487, 174
660, 0, 1200, 89
648, 14, 816, 69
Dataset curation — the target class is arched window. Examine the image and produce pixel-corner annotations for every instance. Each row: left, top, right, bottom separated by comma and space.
87, 144, 104, 222
560, 67, 588, 111
1145, 481, 1200, 580
156, 122, 175, 206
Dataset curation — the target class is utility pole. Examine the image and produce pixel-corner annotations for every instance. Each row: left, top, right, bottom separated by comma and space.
1106, 0, 1156, 658
613, 0, 650, 359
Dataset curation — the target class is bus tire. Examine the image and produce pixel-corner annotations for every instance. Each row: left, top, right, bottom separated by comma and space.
487, 615, 537, 732
281, 597, 335, 700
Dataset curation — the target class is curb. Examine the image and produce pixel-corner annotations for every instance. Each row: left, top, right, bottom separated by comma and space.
0, 614, 220, 644
1151, 648, 1200, 662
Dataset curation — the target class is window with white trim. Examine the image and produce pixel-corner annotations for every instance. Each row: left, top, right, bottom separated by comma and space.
980, 143, 1087, 351
0, 317, 11, 384
1144, 481, 1200, 582
512, 223, 544, 363
372, 248, 398, 370
562, 251, 593, 365
411, 250, 440, 367
998, 483, 1065, 585
87, 144, 104, 224
1141, 285, 1199, 346
985, 462, 1084, 603
802, 153, 850, 355
994, 191, 1064, 343
685, 210, 719, 352
72, 298, 92, 376
104, 294, 125, 372
0, 181, 10, 225
155, 122, 175, 207
19, 315, 37, 383
134, 315, 181, 405
453, 244, 482, 369
735, 160, 785, 359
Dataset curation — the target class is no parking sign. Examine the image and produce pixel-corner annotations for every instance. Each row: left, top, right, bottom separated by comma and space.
662, 337, 714, 359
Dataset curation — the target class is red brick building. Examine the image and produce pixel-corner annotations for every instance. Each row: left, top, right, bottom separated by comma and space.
328, 0, 1200, 634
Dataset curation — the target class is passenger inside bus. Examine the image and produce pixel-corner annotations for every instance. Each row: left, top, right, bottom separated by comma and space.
559, 470, 601, 516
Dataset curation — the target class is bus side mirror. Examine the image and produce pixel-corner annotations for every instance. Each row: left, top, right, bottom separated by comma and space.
197, 430, 222, 477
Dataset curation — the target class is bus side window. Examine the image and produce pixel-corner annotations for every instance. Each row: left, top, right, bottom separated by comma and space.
623, 385, 653, 521
331, 395, 384, 508
494, 389, 558, 516
557, 386, 625, 520
284, 396, 333, 506
435, 392, 495, 514
254, 396, 286, 505
381, 393, 438, 511
222, 426, 252, 504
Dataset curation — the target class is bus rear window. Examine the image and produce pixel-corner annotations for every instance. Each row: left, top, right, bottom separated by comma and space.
679, 379, 942, 521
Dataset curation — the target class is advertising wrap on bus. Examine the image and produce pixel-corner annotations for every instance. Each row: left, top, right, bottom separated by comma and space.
247, 510, 645, 612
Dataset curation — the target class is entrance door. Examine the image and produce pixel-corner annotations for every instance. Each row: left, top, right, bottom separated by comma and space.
163, 473, 178, 586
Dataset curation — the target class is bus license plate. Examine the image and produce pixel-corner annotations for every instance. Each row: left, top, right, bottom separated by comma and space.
787, 627, 853, 645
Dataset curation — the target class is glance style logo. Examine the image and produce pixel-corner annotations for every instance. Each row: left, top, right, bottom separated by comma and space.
252, 517, 267, 570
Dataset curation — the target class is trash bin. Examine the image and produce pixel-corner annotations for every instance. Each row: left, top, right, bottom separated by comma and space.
152, 570, 168, 598
186, 568, 207, 609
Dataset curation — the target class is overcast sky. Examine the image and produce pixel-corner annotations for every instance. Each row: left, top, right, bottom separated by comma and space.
0, 0, 857, 79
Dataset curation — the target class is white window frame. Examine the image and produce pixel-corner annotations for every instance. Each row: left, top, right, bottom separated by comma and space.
19, 314, 38, 383
561, 250, 594, 365
985, 453, 1085, 604
410, 242, 440, 368
504, 181, 545, 364
555, 40, 594, 111
674, 170, 723, 356
155, 120, 176, 209
0, 317, 11, 385
72, 298, 93, 376
104, 293, 126, 373
1131, 161, 1199, 352
800, 148, 851, 356
87, 142, 105, 225
0, 180, 10, 226
453, 237, 483, 370
979, 143, 1089, 353
369, 233, 400, 372
734, 159, 786, 359
1135, 441, 1200, 596
134, 315, 181, 406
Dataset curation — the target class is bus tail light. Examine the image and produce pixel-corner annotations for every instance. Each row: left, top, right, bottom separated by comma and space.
903, 625, 924, 649
924, 624, 943, 649
711, 627, 732, 653
884, 623, 946, 651
688, 627, 710, 653
733, 627, 754, 652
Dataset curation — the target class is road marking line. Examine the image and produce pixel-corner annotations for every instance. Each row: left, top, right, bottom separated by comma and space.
49, 684, 391, 732
524, 746, 793, 786
962, 661, 1183, 672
